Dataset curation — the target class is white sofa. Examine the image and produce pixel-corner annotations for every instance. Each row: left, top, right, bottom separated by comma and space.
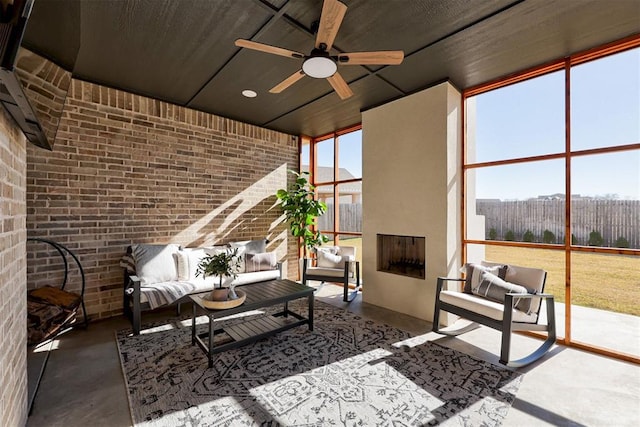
122, 238, 282, 334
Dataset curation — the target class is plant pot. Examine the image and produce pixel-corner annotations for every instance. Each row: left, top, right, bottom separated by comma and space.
210, 288, 229, 301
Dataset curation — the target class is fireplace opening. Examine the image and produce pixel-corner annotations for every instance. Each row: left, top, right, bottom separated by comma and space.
377, 234, 426, 279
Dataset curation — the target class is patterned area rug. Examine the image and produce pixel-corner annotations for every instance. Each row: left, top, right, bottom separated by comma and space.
116, 301, 522, 426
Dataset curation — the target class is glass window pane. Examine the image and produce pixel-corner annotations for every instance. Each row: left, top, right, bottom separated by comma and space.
467, 70, 565, 163
571, 253, 640, 358
571, 151, 640, 249
301, 138, 310, 173
317, 185, 334, 232
338, 129, 362, 180
338, 183, 362, 233
467, 243, 566, 340
571, 48, 640, 151
466, 159, 565, 241
315, 138, 334, 184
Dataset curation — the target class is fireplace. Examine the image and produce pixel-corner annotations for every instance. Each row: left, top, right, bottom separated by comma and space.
377, 234, 426, 279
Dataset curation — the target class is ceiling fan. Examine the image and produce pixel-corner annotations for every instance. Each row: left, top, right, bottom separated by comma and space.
235, 0, 404, 100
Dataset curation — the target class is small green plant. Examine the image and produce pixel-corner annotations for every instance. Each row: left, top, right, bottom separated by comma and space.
505, 230, 515, 241
488, 228, 497, 240
588, 230, 604, 247
571, 234, 579, 245
543, 230, 556, 244
615, 236, 629, 248
196, 248, 242, 288
523, 229, 534, 242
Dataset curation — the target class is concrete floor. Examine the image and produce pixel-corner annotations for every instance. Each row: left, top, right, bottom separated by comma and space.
27, 284, 640, 427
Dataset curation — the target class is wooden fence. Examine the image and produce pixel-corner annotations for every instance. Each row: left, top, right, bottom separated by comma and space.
318, 203, 362, 233
317, 199, 639, 248
476, 199, 640, 248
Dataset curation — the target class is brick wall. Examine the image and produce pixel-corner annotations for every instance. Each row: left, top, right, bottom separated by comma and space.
0, 106, 28, 426
26, 79, 299, 320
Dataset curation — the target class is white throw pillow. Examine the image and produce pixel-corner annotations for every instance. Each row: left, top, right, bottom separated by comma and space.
173, 251, 190, 281
131, 244, 180, 286
317, 248, 353, 270
187, 247, 223, 280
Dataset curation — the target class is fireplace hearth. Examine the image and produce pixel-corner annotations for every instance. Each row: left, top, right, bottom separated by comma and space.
377, 234, 426, 279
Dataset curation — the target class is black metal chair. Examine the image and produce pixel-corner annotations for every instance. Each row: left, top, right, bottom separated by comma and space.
302, 245, 361, 302
432, 262, 556, 368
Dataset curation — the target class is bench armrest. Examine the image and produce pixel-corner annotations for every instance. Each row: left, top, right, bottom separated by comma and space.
436, 277, 466, 293
125, 275, 140, 296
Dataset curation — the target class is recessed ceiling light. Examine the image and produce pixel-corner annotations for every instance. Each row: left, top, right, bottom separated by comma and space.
242, 90, 257, 98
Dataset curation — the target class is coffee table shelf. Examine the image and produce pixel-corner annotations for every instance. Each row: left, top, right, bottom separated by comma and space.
190, 279, 314, 368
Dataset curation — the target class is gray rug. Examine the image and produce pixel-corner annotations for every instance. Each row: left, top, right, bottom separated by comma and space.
116, 301, 522, 426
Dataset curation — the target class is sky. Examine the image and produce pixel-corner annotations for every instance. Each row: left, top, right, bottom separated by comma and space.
305, 48, 639, 201
474, 47, 639, 200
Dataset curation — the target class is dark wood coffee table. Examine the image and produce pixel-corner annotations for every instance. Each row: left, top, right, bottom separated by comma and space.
189, 279, 314, 367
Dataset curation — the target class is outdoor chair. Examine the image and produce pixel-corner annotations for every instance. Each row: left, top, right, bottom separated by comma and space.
432, 261, 556, 368
302, 245, 361, 302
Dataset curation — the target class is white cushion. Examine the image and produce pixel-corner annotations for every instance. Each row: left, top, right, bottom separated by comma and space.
317, 246, 354, 270
305, 266, 347, 278
440, 290, 538, 323
131, 244, 180, 286
481, 261, 547, 314
183, 246, 226, 279
231, 269, 280, 286
173, 251, 189, 281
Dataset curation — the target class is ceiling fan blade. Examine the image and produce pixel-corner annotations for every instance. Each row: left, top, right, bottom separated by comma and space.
315, 0, 347, 51
235, 39, 305, 59
326, 72, 353, 100
338, 51, 405, 65
269, 70, 306, 93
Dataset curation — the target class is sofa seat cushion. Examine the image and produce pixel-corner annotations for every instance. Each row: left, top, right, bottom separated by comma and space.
305, 266, 347, 278
439, 290, 538, 324
232, 269, 280, 286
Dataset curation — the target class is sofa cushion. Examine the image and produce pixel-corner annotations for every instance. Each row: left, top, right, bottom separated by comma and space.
230, 239, 268, 272
245, 252, 277, 272
184, 247, 226, 279
471, 271, 531, 312
481, 261, 547, 314
305, 266, 347, 278
462, 263, 507, 293
131, 244, 180, 286
174, 251, 190, 281
440, 290, 538, 323
231, 269, 280, 286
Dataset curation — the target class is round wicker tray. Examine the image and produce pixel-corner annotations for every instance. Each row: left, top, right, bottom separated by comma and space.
198, 290, 246, 310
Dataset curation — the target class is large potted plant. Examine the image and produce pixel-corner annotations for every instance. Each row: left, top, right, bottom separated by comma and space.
276, 170, 328, 256
196, 248, 242, 300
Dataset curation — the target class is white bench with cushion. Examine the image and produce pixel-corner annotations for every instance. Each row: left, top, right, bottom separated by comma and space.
122, 238, 282, 334
433, 261, 556, 367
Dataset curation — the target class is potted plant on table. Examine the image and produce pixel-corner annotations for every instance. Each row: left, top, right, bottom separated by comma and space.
196, 248, 242, 301
276, 170, 328, 258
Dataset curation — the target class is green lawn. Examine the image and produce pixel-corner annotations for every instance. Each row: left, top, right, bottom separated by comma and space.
326, 237, 639, 316
486, 245, 640, 316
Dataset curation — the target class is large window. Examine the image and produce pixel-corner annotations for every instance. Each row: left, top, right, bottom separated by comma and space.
302, 126, 363, 269
464, 38, 640, 363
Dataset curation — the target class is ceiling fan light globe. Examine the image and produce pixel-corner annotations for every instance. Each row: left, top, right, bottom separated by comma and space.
302, 56, 337, 78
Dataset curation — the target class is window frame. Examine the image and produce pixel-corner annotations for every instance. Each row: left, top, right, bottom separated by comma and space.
462, 34, 640, 364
